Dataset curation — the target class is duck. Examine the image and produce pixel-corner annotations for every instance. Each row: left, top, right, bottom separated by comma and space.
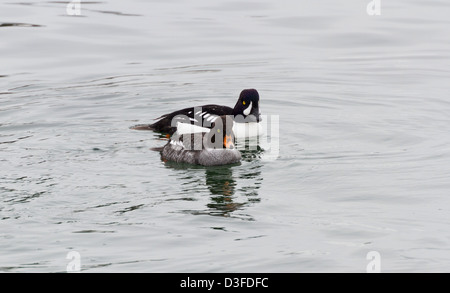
132, 89, 263, 139
155, 115, 241, 166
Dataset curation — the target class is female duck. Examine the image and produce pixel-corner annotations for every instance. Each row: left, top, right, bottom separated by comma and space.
157, 115, 241, 166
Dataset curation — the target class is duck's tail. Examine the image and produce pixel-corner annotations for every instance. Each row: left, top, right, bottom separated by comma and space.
130, 124, 155, 131
150, 146, 164, 152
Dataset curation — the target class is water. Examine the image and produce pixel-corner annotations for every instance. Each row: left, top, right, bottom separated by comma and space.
1, 0, 450, 272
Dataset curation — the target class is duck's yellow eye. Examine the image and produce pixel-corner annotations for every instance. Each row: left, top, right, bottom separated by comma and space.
243, 101, 246, 105
217, 129, 221, 133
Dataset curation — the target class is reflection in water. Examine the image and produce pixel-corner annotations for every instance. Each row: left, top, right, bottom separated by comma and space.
0, 23, 43, 27
205, 166, 242, 217
161, 144, 263, 219
205, 167, 235, 196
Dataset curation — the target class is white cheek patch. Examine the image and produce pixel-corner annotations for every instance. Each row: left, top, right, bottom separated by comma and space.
243, 101, 252, 116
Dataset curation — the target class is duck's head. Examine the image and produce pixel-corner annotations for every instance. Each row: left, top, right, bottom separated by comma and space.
232, 89, 261, 123
208, 115, 235, 149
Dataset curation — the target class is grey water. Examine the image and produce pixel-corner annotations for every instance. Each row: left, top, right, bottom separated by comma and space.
1, 0, 450, 272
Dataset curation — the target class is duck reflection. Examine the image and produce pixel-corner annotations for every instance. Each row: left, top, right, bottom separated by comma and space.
160, 145, 263, 219
204, 166, 242, 216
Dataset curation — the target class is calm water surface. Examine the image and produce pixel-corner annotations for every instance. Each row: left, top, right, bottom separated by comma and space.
1, 0, 450, 272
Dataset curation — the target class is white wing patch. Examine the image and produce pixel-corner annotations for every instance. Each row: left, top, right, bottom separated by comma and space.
170, 139, 185, 148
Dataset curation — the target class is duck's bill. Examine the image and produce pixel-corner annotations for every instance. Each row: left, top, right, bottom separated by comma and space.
224, 135, 235, 149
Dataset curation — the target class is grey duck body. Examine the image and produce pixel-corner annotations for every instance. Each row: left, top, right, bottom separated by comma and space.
160, 115, 241, 166
161, 132, 241, 166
